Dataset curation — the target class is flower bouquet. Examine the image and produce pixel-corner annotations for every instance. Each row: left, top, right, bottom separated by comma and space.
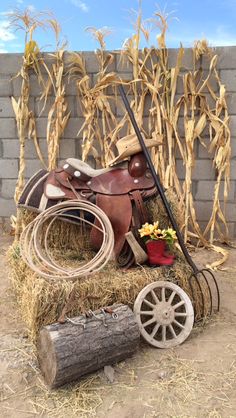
138, 222, 177, 266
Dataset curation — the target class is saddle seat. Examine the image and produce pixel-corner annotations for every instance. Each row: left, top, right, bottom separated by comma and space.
64, 158, 120, 182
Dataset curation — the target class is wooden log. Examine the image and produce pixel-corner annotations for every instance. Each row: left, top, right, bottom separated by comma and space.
37, 304, 140, 388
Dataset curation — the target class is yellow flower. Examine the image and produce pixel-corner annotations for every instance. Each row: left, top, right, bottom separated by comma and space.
138, 222, 154, 238
139, 222, 177, 244
163, 228, 177, 240
152, 228, 163, 239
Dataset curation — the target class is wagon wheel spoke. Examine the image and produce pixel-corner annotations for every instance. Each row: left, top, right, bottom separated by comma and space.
162, 325, 166, 342
168, 290, 176, 304
143, 298, 155, 308
173, 300, 185, 310
168, 324, 177, 338
161, 287, 165, 302
173, 319, 185, 329
151, 290, 160, 304
175, 312, 187, 317
150, 323, 160, 338
143, 317, 156, 328
139, 311, 154, 316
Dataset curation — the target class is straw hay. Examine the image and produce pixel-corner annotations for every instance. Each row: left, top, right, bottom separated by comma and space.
8, 191, 210, 343
8, 242, 192, 342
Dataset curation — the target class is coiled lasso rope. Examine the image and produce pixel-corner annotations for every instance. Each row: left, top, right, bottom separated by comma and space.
20, 200, 114, 281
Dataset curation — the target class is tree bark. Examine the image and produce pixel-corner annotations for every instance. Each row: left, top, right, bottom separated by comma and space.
37, 304, 140, 388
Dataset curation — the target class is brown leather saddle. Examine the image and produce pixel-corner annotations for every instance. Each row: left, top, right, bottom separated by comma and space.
18, 153, 157, 266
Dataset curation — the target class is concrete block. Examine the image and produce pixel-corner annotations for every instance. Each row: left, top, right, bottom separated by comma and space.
41, 52, 56, 72
35, 95, 75, 118
143, 95, 153, 117
24, 159, 46, 178
0, 118, 17, 138
36, 118, 48, 138
0, 159, 18, 178
2, 140, 20, 158
0, 53, 22, 74
0, 98, 15, 118
177, 114, 211, 138
176, 70, 219, 95
215, 46, 236, 69
63, 118, 84, 139
65, 77, 79, 96
220, 69, 236, 92
0, 198, 16, 216
195, 180, 235, 201
117, 72, 134, 82
59, 139, 76, 159
12, 75, 22, 96
226, 92, 236, 115
230, 137, 236, 157
197, 221, 235, 239
4, 138, 47, 160
82, 52, 99, 73
229, 115, 236, 136
24, 139, 48, 160
75, 96, 87, 118
225, 202, 236, 221
230, 160, 236, 179
194, 201, 214, 221
168, 48, 193, 70
0, 179, 17, 199
198, 140, 213, 158
29, 74, 45, 97
0, 75, 13, 96
75, 138, 82, 158
117, 93, 134, 117
116, 53, 133, 73
176, 159, 216, 180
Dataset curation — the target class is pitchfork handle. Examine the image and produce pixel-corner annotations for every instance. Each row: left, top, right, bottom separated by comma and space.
118, 84, 198, 273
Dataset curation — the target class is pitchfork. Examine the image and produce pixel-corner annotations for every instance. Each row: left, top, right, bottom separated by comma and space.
118, 85, 220, 319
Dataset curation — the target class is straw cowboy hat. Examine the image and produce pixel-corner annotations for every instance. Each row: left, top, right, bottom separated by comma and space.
109, 132, 161, 165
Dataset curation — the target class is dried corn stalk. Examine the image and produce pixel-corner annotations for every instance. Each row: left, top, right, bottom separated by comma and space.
40, 20, 70, 170
118, 10, 231, 247
68, 28, 120, 166
10, 8, 48, 238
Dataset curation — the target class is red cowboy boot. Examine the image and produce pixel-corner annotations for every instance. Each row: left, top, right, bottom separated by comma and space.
146, 240, 174, 266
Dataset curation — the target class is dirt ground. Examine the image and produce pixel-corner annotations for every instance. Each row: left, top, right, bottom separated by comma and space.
0, 234, 236, 418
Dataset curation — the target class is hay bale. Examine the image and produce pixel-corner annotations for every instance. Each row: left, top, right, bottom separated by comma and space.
8, 243, 209, 342
8, 195, 210, 342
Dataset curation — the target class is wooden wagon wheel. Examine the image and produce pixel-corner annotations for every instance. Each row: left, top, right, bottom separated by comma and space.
133, 281, 194, 348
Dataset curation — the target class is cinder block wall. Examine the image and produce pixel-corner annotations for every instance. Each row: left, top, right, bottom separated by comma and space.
0, 47, 236, 235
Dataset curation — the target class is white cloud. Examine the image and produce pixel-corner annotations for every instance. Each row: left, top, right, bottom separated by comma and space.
0, 10, 14, 16
70, 0, 89, 13
0, 48, 8, 53
0, 20, 16, 42
27, 4, 36, 12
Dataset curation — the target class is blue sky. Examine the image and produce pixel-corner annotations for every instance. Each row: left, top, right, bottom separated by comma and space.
0, 0, 236, 52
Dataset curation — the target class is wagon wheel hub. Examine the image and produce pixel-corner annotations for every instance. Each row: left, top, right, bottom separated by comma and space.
154, 302, 174, 324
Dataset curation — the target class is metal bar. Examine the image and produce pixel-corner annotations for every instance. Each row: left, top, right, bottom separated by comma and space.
118, 84, 198, 273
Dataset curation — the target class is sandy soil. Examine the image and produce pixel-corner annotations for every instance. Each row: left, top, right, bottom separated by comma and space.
0, 234, 236, 418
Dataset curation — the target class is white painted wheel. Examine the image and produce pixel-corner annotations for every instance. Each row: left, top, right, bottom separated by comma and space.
134, 281, 194, 348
